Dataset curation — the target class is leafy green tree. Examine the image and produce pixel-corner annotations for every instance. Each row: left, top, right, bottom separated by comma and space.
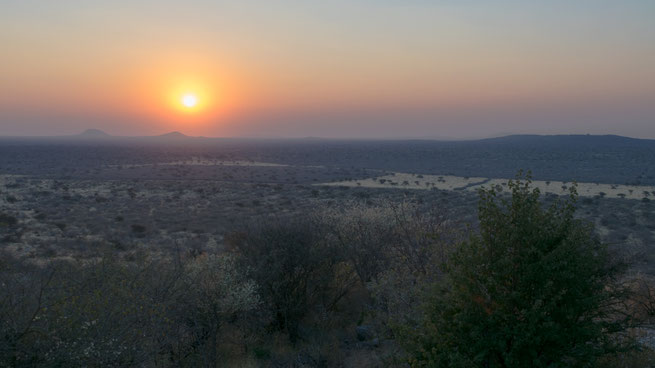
404, 173, 628, 367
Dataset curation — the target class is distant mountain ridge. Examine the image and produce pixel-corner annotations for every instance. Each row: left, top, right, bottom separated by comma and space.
481, 134, 646, 142
477, 134, 654, 148
6, 131, 653, 146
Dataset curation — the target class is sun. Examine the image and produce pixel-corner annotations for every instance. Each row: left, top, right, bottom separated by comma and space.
162, 78, 219, 115
182, 94, 198, 108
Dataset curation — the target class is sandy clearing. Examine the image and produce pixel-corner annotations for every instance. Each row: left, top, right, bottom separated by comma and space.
318, 172, 655, 200
320, 173, 487, 191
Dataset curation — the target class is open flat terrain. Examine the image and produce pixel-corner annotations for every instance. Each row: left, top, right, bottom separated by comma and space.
1, 134, 655, 273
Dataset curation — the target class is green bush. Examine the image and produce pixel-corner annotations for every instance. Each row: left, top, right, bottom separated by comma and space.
403, 173, 629, 367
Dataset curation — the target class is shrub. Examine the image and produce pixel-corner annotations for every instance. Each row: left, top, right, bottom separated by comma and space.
0, 253, 54, 366
131, 224, 146, 233
368, 202, 454, 337
180, 254, 260, 365
0, 213, 17, 227
627, 274, 655, 322
321, 203, 396, 283
236, 218, 354, 342
0, 255, 176, 366
0, 252, 259, 367
403, 173, 629, 367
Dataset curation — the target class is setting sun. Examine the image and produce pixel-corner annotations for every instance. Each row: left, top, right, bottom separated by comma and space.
159, 76, 218, 117
182, 94, 197, 108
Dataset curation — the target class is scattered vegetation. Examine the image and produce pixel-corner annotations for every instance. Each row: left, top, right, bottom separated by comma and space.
2, 173, 653, 367
2, 136, 655, 367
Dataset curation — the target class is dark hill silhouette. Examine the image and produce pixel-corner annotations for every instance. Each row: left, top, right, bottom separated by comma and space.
476, 134, 653, 148
77, 129, 111, 138
157, 131, 189, 139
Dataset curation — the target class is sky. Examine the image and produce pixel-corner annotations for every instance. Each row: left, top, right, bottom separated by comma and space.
1, 0, 654, 139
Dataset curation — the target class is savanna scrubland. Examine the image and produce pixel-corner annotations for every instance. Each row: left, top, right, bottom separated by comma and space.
2, 136, 655, 367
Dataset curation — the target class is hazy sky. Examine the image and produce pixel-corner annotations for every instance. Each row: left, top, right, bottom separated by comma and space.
1, 0, 654, 138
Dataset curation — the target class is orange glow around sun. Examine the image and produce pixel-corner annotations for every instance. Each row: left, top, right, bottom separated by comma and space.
166, 80, 212, 114
130, 57, 251, 134
162, 76, 241, 116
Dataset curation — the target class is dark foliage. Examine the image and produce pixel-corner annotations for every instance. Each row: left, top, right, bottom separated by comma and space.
235, 218, 355, 343
404, 173, 630, 367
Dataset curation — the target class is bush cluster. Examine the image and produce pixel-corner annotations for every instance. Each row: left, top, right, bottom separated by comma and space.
0, 252, 260, 367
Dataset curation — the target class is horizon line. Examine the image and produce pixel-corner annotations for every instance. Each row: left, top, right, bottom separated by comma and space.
0, 130, 653, 142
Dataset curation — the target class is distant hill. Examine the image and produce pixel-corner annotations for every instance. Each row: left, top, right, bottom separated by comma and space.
77, 129, 111, 138
157, 131, 189, 139
476, 134, 654, 148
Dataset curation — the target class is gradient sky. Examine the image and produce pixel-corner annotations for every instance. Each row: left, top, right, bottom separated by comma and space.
1, 0, 654, 138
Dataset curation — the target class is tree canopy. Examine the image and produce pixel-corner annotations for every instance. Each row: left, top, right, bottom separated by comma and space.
405, 173, 628, 367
